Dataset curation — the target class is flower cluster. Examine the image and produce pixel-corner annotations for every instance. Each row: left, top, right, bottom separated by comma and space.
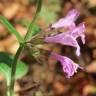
44, 9, 86, 78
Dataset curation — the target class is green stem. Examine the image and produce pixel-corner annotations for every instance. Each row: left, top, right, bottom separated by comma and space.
9, 44, 24, 96
9, 0, 42, 96
24, 0, 42, 42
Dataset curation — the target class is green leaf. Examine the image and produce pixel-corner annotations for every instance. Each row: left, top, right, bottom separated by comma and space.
15, 60, 28, 79
0, 16, 23, 43
0, 52, 28, 85
0, 63, 10, 85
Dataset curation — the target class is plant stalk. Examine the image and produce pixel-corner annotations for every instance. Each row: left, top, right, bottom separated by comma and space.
9, 0, 42, 96
9, 44, 24, 96
24, 0, 42, 42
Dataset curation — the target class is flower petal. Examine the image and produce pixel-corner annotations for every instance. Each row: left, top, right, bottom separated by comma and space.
51, 9, 79, 29
51, 52, 80, 78
44, 22, 86, 56
70, 22, 86, 44
44, 34, 80, 56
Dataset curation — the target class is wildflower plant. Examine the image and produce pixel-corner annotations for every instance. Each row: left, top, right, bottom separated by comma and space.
0, 0, 86, 96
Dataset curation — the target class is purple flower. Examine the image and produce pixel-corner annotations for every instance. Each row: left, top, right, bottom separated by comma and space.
43, 9, 85, 78
51, 9, 80, 29
71, 23, 85, 44
44, 23, 85, 56
51, 52, 81, 78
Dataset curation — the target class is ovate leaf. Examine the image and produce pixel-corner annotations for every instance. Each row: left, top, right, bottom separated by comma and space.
0, 52, 28, 85
16, 60, 28, 79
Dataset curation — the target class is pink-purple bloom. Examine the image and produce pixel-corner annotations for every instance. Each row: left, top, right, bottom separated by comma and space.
51, 52, 81, 78
44, 23, 85, 56
44, 9, 85, 78
51, 9, 79, 29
